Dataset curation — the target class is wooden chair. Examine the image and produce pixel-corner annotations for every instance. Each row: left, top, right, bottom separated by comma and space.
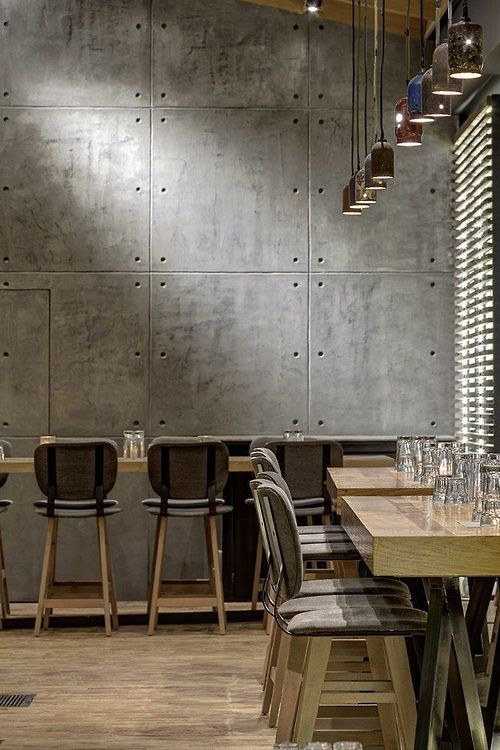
254, 479, 426, 747
0, 439, 12, 627
143, 438, 232, 635
249, 440, 345, 609
33, 440, 121, 636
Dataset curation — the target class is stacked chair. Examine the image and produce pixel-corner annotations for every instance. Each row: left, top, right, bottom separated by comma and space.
249, 439, 356, 610
250, 449, 427, 748
0, 439, 12, 627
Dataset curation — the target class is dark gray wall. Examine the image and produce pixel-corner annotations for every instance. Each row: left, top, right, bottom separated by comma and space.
0, 0, 455, 600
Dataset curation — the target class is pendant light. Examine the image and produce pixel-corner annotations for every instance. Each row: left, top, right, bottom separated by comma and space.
407, 0, 434, 123
395, 0, 423, 146
364, 0, 386, 190
355, 0, 376, 204
343, 0, 363, 214
305, 0, 322, 13
448, 0, 483, 79
422, 0, 451, 118
432, 0, 463, 95
370, 0, 394, 180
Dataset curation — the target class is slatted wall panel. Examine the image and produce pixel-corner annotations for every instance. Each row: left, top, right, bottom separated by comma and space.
453, 102, 495, 450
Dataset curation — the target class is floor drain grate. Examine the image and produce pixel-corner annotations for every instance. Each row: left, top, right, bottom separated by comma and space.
0, 694, 36, 708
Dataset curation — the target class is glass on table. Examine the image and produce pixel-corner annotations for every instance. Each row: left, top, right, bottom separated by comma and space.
304, 744, 333, 750
123, 430, 135, 458
396, 436, 414, 472
480, 469, 500, 526
273, 744, 303, 749
0, 445, 4, 461
293, 430, 304, 441
420, 445, 438, 486
412, 436, 436, 482
133, 430, 145, 458
39, 435, 56, 445
282, 430, 293, 441
333, 743, 363, 750
444, 477, 467, 505
433, 475, 449, 504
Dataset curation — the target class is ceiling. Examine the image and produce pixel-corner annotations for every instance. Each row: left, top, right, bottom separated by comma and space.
241, 0, 448, 38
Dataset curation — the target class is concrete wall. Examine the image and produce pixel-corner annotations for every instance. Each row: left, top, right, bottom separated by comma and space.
0, 0, 454, 600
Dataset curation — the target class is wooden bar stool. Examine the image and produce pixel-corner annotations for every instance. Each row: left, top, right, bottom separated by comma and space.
33, 440, 122, 636
254, 479, 426, 747
249, 440, 345, 609
143, 438, 232, 635
0, 439, 12, 626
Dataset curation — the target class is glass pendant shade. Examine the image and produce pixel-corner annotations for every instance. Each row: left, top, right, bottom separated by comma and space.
432, 43, 463, 95
422, 69, 451, 118
364, 153, 387, 190
348, 175, 369, 209
395, 97, 422, 146
407, 73, 434, 123
342, 184, 362, 214
448, 18, 483, 79
370, 139, 394, 180
355, 168, 376, 204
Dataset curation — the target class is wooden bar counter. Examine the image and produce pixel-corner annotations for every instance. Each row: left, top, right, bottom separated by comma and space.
327, 466, 431, 513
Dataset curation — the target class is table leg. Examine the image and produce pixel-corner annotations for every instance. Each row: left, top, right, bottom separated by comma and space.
484, 585, 500, 748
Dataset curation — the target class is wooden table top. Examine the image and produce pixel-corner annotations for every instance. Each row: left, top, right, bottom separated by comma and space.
327, 466, 431, 513
341, 495, 500, 577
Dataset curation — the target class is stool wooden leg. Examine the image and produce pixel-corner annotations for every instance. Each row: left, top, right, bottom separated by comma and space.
97, 516, 112, 637
486, 589, 500, 677
385, 636, 417, 750
262, 623, 282, 715
206, 515, 226, 634
104, 522, 119, 630
147, 517, 162, 616
251, 532, 264, 611
366, 637, 400, 750
293, 637, 331, 744
148, 516, 168, 635
34, 517, 57, 637
43, 517, 59, 630
0, 524, 10, 618
269, 631, 292, 727
262, 616, 277, 686
276, 636, 309, 743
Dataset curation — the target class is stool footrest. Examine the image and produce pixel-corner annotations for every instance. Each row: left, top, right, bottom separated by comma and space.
44, 581, 107, 608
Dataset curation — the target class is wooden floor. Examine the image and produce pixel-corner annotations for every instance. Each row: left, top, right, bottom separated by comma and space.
0, 619, 275, 749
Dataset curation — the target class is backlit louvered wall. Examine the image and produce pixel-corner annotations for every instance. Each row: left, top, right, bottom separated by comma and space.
453, 98, 498, 451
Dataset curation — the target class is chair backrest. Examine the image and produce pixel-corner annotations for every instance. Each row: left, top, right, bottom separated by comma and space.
254, 480, 303, 602
250, 447, 281, 476
148, 438, 229, 514
34, 440, 118, 512
265, 439, 343, 500
0, 439, 12, 488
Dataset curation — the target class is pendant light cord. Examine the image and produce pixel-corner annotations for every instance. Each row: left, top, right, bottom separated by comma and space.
462, 0, 470, 21
405, 0, 411, 85
364, 0, 368, 156
373, 0, 378, 142
447, 0, 452, 27
379, 0, 386, 140
435, 0, 441, 46
420, 0, 424, 70
351, 0, 356, 175
356, 0, 361, 169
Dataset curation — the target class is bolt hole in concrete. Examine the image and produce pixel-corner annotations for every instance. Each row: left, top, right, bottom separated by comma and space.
161, 117, 166, 123
161, 22, 167, 28
3, 117, 7, 122
135, 282, 141, 288
3, 257, 8, 263
318, 282, 324, 287
318, 420, 324, 426
135, 257, 140, 262
293, 282, 299, 288
135, 92, 141, 98
159, 420, 165, 426
293, 118, 299, 124
293, 257, 299, 263
318, 257, 324, 263
161, 282, 166, 288
430, 420, 436, 427
3, 92, 8, 97
3, 186, 9, 191
133, 421, 139, 426
318, 188, 324, 194
161, 187, 166, 193
3, 282, 9, 287
292, 419, 299, 425
135, 187, 141, 192
319, 119, 324, 124
136, 23, 141, 28
430, 350, 436, 356
430, 257, 435, 263
318, 93, 324, 99
160, 352, 166, 359
160, 257, 166, 263
3, 352, 8, 357
430, 282, 435, 287
293, 188, 299, 194
161, 92, 166, 98
293, 94, 299, 99
319, 24, 324, 29
2, 422, 8, 427
3, 21, 8, 26
293, 352, 299, 358
318, 351, 324, 357
293, 23, 299, 29
135, 352, 141, 358
136, 118, 141, 123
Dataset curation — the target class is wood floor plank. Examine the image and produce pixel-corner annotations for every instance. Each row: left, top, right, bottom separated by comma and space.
0, 623, 275, 749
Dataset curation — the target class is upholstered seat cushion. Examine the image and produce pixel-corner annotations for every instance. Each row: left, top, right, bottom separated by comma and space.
142, 498, 233, 517
279, 593, 413, 619
298, 525, 341, 535
245, 496, 327, 510
296, 577, 410, 598
0, 499, 12, 512
286, 606, 427, 637
35, 505, 123, 518
293, 504, 326, 518
298, 532, 350, 544
301, 541, 361, 561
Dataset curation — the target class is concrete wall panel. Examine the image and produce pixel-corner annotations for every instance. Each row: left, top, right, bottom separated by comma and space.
152, 0, 308, 107
0, 291, 49, 436
50, 274, 150, 436
151, 273, 308, 434
0, 0, 150, 107
310, 109, 454, 272
152, 109, 308, 272
310, 273, 454, 435
0, 108, 150, 272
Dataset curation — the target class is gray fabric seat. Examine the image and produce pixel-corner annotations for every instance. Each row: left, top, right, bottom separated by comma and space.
296, 577, 411, 598
34, 499, 122, 518
286, 607, 427, 637
142, 499, 233, 517
0, 499, 12, 513
279, 592, 413, 619
300, 540, 360, 561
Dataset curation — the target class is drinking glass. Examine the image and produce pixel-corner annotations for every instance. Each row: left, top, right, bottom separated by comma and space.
282, 430, 293, 441
436, 442, 455, 476
396, 436, 414, 471
444, 477, 467, 505
40, 435, 56, 444
273, 744, 302, 750
0, 445, 4, 461
433, 475, 449, 504
123, 430, 134, 458
413, 437, 436, 482
420, 446, 438, 486
480, 471, 500, 526
333, 744, 363, 750
293, 430, 304, 442
304, 744, 333, 750
133, 430, 145, 458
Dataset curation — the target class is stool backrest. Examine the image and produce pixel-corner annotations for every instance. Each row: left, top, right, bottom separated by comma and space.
34, 440, 118, 513
0, 439, 12, 488
148, 438, 229, 515
250, 447, 281, 476
264, 439, 343, 500
253, 479, 303, 602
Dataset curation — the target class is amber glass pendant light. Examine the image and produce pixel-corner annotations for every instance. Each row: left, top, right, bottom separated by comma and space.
355, 0, 376, 204
370, 0, 394, 180
422, 0, 452, 118
343, 0, 363, 214
364, 0, 386, 190
407, 0, 434, 123
448, 0, 483, 79
432, 0, 463, 95
395, 0, 423, 146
